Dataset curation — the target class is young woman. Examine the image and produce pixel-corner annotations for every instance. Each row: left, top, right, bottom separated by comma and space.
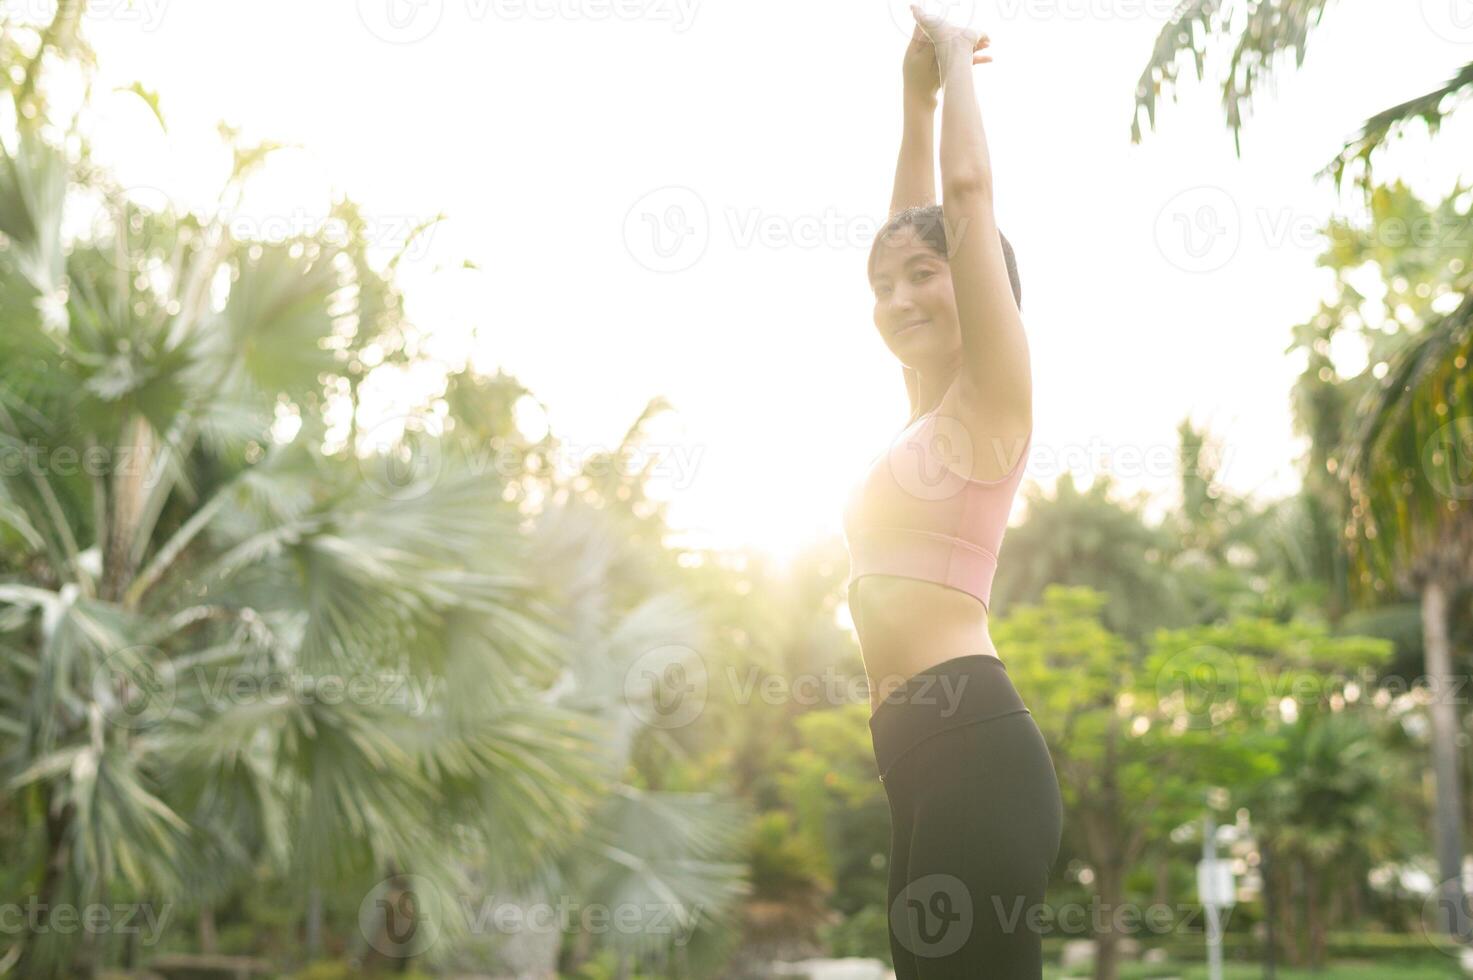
839, 7, 1063, 976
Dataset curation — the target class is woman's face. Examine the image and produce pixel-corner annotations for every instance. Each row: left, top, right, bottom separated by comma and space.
869, 225, 961, 369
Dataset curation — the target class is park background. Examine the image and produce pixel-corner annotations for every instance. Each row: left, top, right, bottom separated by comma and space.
1, 0, 1472, 978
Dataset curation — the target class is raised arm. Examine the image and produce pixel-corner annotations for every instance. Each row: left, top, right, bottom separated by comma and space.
913, 6, 1032, 452
889, 26, 941, 217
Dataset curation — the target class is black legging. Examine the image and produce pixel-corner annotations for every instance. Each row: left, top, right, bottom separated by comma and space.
869, 654, 1063, 978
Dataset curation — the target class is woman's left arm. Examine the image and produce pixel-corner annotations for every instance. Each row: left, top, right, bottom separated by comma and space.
923, 10, 1032, 439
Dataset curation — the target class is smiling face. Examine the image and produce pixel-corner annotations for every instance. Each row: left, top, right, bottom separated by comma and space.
868, 225, 962, 370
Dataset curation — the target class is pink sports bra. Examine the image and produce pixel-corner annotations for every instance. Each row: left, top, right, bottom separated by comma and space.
842, 408, 1031, 614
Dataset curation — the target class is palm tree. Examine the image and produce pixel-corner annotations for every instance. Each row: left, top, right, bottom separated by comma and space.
991, 467, 1189, 644
1130, 0, 1473, 192
1132, 2, 1473, 946
1243, 701, 1423, 967
0, 108, 628, 974
1340, 290, 1473, 944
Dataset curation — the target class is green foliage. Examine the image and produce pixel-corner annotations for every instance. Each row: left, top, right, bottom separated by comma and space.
0, 16, 751, 978
1131, 0, 1336, 152
1129, 0, 1473, 193
1283, 180, 1473, 602
745, 810, 831, 902
817, 904, 891, 962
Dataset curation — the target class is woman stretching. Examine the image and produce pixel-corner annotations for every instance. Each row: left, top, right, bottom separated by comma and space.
840, 6, 1063, 976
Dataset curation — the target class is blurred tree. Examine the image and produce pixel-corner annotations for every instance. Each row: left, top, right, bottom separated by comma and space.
1146, 616, 1399, 970
0, 13, 751, 978
0, 115, 619, 975
1284, 178, 1473, 945
999, 585, 1391, 980
1130, 0, 1473, 193
991, 474, 1187, 645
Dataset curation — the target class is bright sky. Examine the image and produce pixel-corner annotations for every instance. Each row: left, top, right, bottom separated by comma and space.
76, 0, 1473, 565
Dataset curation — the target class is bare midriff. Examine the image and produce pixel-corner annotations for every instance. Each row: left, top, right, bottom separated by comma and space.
850, 574, 1000, 715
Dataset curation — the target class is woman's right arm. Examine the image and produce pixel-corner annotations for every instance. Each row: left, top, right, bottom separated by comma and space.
889, 26, 941, 218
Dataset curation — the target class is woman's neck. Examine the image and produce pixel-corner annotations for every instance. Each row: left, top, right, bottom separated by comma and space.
914, 361, 959, 414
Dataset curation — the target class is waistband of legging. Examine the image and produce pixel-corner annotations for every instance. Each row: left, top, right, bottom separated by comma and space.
868, 654, 1030, 782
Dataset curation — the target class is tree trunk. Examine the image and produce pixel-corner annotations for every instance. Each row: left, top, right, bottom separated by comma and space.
305, 886, 323, 959
1280, 857, 1303, 967
102, 414, 155, 602
1423, 579, 1470, 941
1261, 839, 1277, 979
1304, 862, 1325, 969
199, 905, 218, 954
17, 792, 75, 978
1092, 859, 1124, 980
1152, 857, 1169, 907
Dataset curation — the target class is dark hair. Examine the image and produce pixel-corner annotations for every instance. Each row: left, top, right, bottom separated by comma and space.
867, 204, 1021, 311
867, 205, 1023, 425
